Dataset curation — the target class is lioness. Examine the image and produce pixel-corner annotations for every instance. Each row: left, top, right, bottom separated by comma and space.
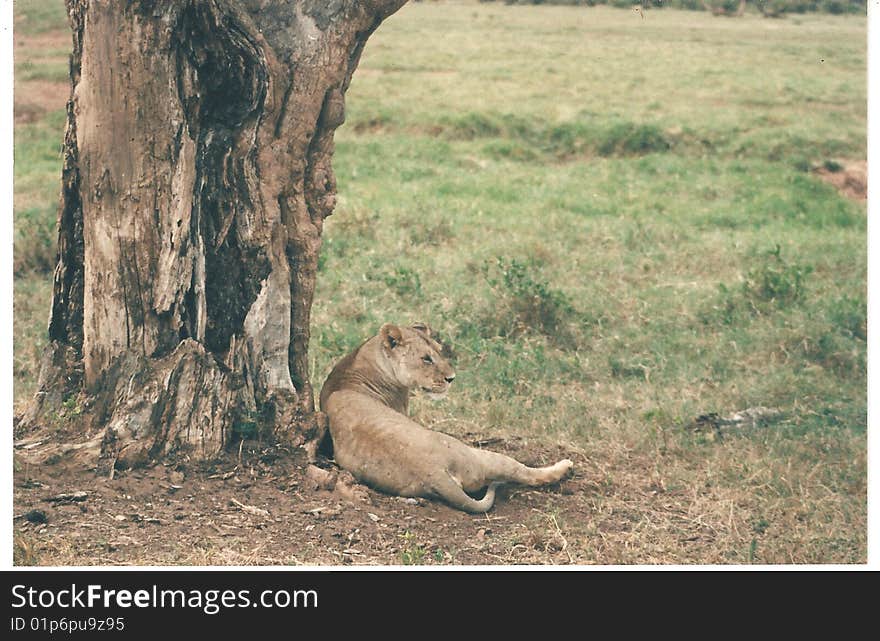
319, 323, 574, 513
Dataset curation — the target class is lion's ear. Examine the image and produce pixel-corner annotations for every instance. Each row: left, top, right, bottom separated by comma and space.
410, 322, 434, 339
380, 323, 404, 350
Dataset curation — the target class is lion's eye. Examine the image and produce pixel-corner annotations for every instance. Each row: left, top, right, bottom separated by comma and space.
422, 355, 433, 365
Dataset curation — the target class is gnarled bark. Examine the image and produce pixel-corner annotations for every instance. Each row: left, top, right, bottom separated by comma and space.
21, 0, 407, 468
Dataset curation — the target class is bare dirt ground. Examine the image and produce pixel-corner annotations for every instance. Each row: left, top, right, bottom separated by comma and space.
13, 438, 600, 566
20, 420, 835, 566
814, 160, 867, 201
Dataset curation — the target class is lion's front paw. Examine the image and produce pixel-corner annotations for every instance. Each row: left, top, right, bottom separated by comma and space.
334, 471, 372, 504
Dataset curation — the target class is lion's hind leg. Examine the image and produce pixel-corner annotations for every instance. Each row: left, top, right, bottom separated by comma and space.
476, 450, 574, 487
533, 458, 574, 485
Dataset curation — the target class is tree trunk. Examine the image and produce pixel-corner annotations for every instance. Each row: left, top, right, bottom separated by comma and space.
20, 0, 407, 469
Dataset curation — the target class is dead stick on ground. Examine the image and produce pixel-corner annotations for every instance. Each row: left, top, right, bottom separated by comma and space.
550, 514, 574, 564
230, 498, 269, 518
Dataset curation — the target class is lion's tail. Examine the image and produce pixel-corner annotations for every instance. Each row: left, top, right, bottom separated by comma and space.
472, 482, 501, 513
437, 476, 501, 514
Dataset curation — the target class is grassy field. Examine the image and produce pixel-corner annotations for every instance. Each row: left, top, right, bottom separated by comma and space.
13, 1, 866, 563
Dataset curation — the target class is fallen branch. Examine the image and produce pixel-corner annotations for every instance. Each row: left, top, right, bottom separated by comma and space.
44, 491, 88, 504
230, 498, 269, 518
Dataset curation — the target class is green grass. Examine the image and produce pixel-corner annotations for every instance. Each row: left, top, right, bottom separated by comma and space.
13, 0, 68, 35
14, 111, 65, 276
14, 277, 52, 405
15, 59, 69, 83
13, 2, 866, 562
340, 5, 865, 163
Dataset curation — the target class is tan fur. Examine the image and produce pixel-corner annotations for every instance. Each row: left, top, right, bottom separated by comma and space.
319, 323, 574, 513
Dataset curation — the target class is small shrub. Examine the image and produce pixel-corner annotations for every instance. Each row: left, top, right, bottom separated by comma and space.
60, 394, 83, 419
482, 139, 540, 162
446, 112, 504, 140
545, 122, 592, 157
822, 159, 844, 173
821, 0, 851, 13
800, 330, 865, 378
481, 256, 578, 348
704, 245, 813, 324
442, 113, 677, 160
742, 244, 812, 308
399, 531, 427, 565
382, 266, 422, 298
597, 123, 671, 157
720, 0, 744, 11
829, 295, 866, 341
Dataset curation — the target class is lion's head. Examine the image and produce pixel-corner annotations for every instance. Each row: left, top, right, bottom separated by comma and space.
379, 322, 455, 398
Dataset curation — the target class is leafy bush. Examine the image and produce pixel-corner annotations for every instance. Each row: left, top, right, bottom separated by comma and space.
446, 112, 505, 139
801, 330, 865, 377
382, 266, 423, 298
597, 123, 671, 157
705, 245, 813, 324
481, 256, 578, 348
755, 0, 863, 14
444, 112, 675, 160
828, 295, 866, 341
716, 0, 746, 12
742, 244, 812, 307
